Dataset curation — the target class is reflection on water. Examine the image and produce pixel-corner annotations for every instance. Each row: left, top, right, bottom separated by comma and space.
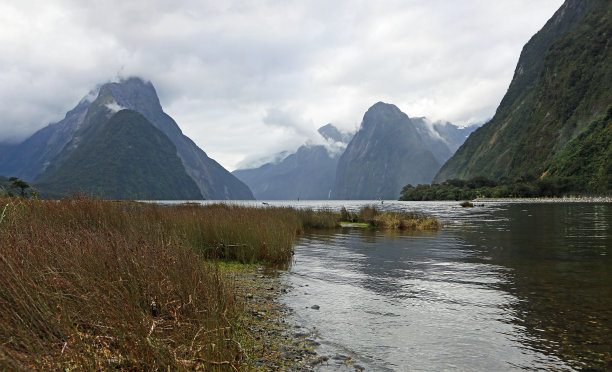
280, 202, 612, 371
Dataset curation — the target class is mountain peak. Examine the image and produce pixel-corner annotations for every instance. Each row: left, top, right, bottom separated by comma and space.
434, 0, 611, 188
332, 103, 443, 199
318, 123, 353, 143
368, 101, 401, 113
362, 102, 410, 128
6, 77, 254, 199
97, 77, 162, 114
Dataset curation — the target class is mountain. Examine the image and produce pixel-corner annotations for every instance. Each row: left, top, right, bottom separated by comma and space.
331, 102, 463, 200
232, 124, 350, 200
434, 0, 612, 192
0, 98, 92, 181
545, 105, 612, 193
432, 121, 480, 153
36, 110, 202, 200
317, 123, 354, 143
1, 77, 254, 199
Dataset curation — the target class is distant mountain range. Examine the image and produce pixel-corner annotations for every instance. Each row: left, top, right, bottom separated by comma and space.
0, 78, 254, 200
233, 124, 353, 200
435, 0, 611, 193
235, 104, 477, 200
6, 1, 601, 200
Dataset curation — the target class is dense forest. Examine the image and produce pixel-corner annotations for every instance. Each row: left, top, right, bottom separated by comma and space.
399, 175, 589, 201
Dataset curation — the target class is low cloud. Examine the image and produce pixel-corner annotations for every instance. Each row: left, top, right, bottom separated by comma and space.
262, 107, 315, 137
105, 101, 125, 114
0, 0, 564, 169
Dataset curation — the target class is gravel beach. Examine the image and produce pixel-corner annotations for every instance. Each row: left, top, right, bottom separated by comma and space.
225, 265, 327, 371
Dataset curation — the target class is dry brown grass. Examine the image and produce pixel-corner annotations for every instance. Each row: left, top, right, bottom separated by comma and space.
0, 197, 336, 370
371, 212, 441, 230
342, 206, 441, 231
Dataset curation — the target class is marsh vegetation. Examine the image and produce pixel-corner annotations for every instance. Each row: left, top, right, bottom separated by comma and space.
0, 198, 439, 370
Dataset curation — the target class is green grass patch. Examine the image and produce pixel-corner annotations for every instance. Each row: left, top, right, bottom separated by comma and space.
340, 222, 371, 228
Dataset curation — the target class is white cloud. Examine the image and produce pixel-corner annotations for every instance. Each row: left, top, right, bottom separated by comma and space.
0, 0, 564, 170
105, 101, 125, 114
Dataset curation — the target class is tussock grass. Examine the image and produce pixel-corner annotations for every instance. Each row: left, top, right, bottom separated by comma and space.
371, 212, 441, 230
296, 208, 341, 229
341, 206, 441, 231
0, 197, 337, 370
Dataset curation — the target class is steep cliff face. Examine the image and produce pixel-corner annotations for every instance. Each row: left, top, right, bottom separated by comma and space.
331, 102, 443, 200
0, 98, 92, 181
6, 77, 253, 199
36, 110, 202, 200
435, 0, 611, 186
65, 78, 254, 200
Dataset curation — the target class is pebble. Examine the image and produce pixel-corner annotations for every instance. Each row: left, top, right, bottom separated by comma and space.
333, 354, 350, 361
231, 266, 323, 370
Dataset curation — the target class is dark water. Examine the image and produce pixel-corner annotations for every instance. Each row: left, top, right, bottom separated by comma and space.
275, 201, 612, 371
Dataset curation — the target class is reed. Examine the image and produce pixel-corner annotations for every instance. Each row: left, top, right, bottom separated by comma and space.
0, 198, 338, 370
371, 212, 441, 230
0, 198, 245, 370
295, 208, 341, 229
343, 205, 441, 231
0, 198, 439, 369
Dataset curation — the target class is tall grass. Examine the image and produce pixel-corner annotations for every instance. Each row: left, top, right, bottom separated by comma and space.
341, 205, 441, 230
295, 208, 341, 229
0, 198, 244, 370
0, 198, 338, 370
0, 198, 438, 369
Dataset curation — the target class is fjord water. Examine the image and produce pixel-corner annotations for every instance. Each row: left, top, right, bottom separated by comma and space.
274, 201, 611, 371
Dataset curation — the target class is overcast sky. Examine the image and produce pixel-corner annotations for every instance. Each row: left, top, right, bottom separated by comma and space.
0, 0, 563, 170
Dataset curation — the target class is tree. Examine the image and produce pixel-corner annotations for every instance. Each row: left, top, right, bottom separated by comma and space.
9, 177, 31, 198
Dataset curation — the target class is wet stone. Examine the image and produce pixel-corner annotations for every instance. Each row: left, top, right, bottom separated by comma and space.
333, 354, 350, 361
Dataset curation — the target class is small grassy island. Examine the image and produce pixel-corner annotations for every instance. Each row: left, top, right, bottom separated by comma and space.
0, 198, 439, 370
340, 206, 441, 230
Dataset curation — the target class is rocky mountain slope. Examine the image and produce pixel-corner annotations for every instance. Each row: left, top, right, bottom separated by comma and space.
331, 102, 470, 200
1, 78, 254, 199
434, 0, 611, 193
0, 98, 92, 181
36, 110, 202, 199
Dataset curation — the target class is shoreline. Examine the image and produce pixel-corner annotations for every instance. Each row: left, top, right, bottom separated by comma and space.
225, 264, 364, 371
474, 196, 612, 203
224, 264, 322, 371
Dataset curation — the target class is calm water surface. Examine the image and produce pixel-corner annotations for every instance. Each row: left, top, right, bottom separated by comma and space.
265, 201, 611, 371
168, 199, 611, 370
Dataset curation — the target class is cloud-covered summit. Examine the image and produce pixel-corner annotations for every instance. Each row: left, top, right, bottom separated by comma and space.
0, 0, 563, 170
